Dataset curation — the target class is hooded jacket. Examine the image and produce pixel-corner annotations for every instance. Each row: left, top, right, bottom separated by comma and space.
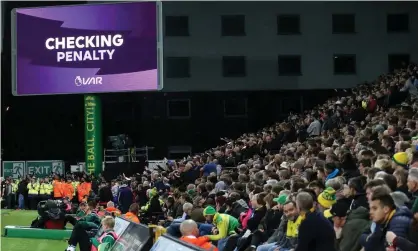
338, 206, 371, 251
205, 213, 239, 241
360, 206, 412, 251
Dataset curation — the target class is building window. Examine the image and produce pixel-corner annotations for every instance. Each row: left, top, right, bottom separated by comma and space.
224, 98, 248, 118
278, 55, 302, 76
221, 15, 246, 36
388, 54, 410, 72
333, 55, 356, 74
167, 99, 191, 119
222, 56, 246, 77
165, 57, 190, 78
277, 15, 300, 34
332, 14, 355, 33
165, 16, 189, 36
387, 14, 409, 33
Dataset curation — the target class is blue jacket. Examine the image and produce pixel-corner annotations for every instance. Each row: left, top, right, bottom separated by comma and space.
359, 206, 412, 251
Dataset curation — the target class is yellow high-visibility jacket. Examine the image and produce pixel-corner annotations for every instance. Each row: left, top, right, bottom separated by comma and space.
27, 182, 40, 195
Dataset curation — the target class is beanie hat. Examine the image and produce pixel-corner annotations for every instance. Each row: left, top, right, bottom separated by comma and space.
392, 152, 409, 167
273, 195, 288, 205
203, 206, 217, 216
318, 187, 337, 209
329, 199, 351, 217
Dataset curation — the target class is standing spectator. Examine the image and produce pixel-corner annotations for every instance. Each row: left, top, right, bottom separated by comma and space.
307, 115, 321, 137
118, 181, 133, 214
17, 177, 28, 210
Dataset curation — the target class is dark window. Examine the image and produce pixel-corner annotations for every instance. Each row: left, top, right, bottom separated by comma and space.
165, 16, 189, 36
165, 57, 190, 78
167, 100, 190, 118
387, 14, 409, 33
333, 55, 356, 74
221, 15, 246, 36
332, 14, 355, 33
277, 15, 300, 34
222, 56, 246, 77
224, 98, 247, 117
278, 55, 302, 75
388, 54, 410, 72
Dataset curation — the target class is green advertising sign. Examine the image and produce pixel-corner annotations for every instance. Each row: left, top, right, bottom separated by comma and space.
84, 95, 103, 175
2, 161, 25, 179
25, 160, 65, 178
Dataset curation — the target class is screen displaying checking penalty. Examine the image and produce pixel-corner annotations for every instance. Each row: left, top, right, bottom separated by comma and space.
11, 2, 162, 95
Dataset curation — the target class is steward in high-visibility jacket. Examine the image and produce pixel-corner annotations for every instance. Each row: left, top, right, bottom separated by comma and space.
27, 180, 40, 195
11, 182, 18, 194
53, 179, 64, 199
72, 181, 79, 197
77, 181, 92, 202
63, 180, 75, 201
39, 181, 53, 199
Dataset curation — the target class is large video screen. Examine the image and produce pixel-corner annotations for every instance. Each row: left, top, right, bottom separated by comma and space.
11, 2, 162, 96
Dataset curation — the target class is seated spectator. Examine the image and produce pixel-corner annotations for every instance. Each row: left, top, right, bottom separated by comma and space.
105, 201, 121, 217
179, 219, 219, 251
65, 201, 102, 251
360, 187, 412, 251
141, 187, 164, 216
167, 203, 213, 238
347, 176, 369, 210
122, 203, 140, 224
294, 192, 336, 251
385, 199, 418, 251
330, 199, 370, 251
317, 187, 337, 218
256, 200, 300, 251
202, 206, 239, 251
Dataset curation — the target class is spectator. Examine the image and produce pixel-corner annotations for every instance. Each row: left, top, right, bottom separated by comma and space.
122, 203, 140, 224
202, 206, 239, 251
331, 199, 370, 251
118, 181, 133, 214
294, 192, 336, 251
360, 187, 412, 251
179, 220, 219, 251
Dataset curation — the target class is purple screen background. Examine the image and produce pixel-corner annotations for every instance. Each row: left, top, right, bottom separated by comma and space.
14, 2, 158, 95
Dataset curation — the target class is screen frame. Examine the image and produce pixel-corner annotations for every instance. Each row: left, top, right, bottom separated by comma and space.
11, 1, 163, 96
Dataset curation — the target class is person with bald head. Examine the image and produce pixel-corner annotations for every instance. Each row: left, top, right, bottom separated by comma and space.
180, 220, 218, 251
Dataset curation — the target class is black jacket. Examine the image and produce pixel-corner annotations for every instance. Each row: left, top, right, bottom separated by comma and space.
98, 186, 113, 203
246, 206, 267, 232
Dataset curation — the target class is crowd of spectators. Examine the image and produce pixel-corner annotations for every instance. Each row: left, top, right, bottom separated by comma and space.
2, 63, 418, 251
142, 63, 417, 251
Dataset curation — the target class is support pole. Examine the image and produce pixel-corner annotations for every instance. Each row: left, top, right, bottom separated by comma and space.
84, 95, 103, 176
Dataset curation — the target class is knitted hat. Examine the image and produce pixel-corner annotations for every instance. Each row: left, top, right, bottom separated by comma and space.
392, 152, 409, 167
203, 206, 217, 216
317, 187, 337, 209
273, 195, 288, 205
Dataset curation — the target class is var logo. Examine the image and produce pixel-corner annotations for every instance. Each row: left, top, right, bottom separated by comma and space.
75, 76, 103, 87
